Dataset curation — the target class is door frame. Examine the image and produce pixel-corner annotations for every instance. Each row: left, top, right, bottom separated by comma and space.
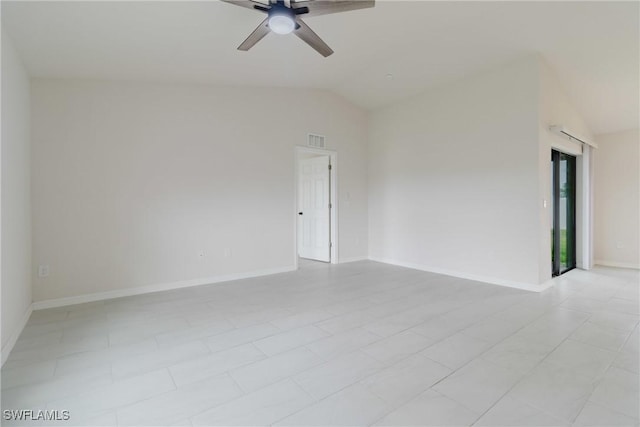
294, 146, 338, 268
551, 149, 577, 276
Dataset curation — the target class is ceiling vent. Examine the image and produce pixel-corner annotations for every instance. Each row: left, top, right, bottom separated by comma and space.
307, 133, 326, 149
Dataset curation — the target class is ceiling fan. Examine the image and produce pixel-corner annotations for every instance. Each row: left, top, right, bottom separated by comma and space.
220, 0, 375, 57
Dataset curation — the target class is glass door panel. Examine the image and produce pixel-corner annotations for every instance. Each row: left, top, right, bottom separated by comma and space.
552, 150, 576, 276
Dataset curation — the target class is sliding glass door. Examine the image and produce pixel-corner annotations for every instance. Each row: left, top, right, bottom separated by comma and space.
551, 150, 576, 276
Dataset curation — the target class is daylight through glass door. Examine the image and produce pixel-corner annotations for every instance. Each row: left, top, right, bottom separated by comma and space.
551, 150, 576, 276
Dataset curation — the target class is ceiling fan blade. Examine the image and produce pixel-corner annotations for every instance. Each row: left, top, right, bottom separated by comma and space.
301, 0, 374, 17
292, 6, 310, 15
237, 18, 270, 51
219, 0, 270, 12
294, 18, 333, 57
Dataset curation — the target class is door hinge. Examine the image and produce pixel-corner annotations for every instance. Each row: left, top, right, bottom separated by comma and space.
329, 203, 332, 209
328, 164, 332, 170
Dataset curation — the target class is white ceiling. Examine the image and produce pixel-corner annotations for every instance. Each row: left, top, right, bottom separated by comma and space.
2, 0, 638, 134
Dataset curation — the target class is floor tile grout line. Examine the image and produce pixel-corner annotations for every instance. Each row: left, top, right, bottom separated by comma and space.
374, 302, 579, 425
2, 292, 521, 399
361, 358, 454, 427
361, 309, 537, 427
165, 366, 179, 390
578, 398, 640, 423
262, 338, 438, 426
427, 301, 556, 385
268, 365, 377, 426
606, 362, 640, 377
573, 321, 640, 421
295, 339, 441, 401
309, 286, 534, 361
182, 374, 248, 426
469, 309, 597, 426
4, 264, 637, 427
310, 278, 523, 341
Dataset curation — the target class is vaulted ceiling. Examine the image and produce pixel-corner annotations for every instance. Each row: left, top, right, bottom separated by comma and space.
3, 0, 638, 134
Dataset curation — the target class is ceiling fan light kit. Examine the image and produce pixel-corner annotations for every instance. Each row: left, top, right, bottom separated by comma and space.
267, 3, 297, 34
221, 0, 375, 57
268, 15, 295, 35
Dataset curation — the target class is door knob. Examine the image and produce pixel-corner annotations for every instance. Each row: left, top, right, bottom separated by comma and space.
298, 212, 303, 215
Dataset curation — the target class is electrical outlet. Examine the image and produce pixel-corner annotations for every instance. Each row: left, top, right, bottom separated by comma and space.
224, 248, 232, 258
38, 265, 50, 278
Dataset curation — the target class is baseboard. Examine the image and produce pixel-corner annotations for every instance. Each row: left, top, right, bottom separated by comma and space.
32, 266, 297, 310
369, 257, 549, 293
339, 256, 369, 264
1, 303, 33, 366
595, 260, 640, 270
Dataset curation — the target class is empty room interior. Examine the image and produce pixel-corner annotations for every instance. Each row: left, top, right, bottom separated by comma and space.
1, 1, 639, 426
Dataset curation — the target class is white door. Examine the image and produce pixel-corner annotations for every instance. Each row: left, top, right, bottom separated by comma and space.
298, 155, 331, 262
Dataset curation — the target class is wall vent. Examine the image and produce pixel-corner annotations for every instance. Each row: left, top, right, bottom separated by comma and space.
307, 133, 326, 149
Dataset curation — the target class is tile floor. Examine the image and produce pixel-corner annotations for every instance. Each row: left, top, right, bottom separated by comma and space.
1, 260, 638, 426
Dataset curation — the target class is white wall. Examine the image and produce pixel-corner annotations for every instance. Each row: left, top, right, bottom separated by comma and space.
594, 129, 640, 269
1, 30, 32, 357
368, 56, 542, 289
31, 80, 368, 302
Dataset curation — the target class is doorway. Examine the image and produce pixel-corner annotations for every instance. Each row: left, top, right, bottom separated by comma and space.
552, 150, 577, 276
295, 147, 337, 265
